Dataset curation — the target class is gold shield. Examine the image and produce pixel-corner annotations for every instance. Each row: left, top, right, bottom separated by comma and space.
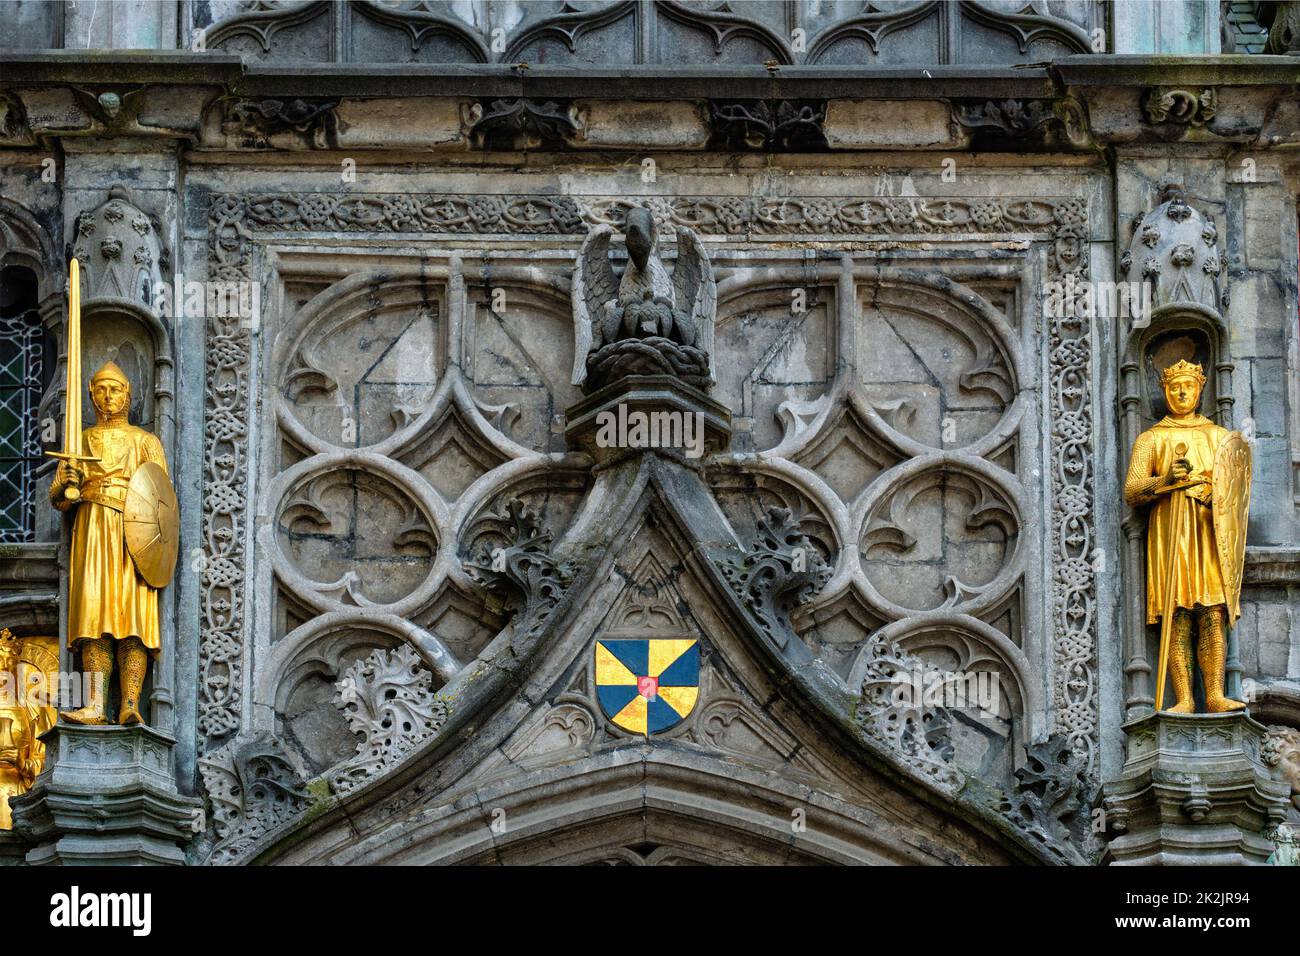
124, 461, 179, 588
1212, 431, 1252, 622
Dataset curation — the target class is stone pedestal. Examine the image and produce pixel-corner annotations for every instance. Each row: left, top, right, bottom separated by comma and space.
1100, 712, 1291, 865
9, 725, 200, 865
565, 375, 732, 461
0, 831, 28, 865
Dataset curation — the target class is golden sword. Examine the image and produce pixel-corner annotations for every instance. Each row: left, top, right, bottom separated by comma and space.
45, 258, 99, 499
1153, 441, 1204, 711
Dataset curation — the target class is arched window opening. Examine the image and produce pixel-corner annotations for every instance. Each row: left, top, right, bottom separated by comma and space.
0, 265, 48, 542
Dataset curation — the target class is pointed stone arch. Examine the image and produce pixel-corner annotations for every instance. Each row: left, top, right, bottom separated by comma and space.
237, 456, 1066, 866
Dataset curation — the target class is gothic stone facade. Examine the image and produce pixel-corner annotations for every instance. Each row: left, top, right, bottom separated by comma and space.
1, 0, 1299, 866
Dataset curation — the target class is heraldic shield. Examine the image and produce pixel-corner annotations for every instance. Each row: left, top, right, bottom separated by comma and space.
595, 639, 699, 735
1212, 431, 1252, 622
124, 460, 180, 588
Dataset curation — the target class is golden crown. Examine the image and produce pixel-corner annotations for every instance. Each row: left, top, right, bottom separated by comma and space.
1160, 359, 1206, 386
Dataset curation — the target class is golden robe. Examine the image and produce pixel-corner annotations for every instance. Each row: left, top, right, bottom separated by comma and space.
1124, 414, 1229, 625
0, 693, 36, 829
0, 640, 56, 830
53, 423, 167, 651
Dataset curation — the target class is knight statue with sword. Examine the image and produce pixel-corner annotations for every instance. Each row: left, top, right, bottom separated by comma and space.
1124, 359, 1251, 714
46, 259, 179, 726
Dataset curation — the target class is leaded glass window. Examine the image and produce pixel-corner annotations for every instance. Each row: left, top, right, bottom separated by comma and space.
0, 267, 44, 542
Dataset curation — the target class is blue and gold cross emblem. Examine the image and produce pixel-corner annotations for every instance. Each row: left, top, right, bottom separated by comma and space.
595, 639, 699, 735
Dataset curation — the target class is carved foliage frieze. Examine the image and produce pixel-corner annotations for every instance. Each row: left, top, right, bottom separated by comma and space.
1047, 198, 1097, 772
201, 195, 255, 746
224, 192, 1067, 239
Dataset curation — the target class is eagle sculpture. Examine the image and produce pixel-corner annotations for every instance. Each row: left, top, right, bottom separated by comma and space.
571, 206, 716, 393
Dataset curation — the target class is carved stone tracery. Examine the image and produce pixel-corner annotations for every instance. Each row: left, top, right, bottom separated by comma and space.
196, 0, 1100, 65
201, 189, 1098, 861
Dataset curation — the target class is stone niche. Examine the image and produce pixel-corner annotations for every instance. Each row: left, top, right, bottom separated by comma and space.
1141, 326, 1217, 423
70, 185, 171, 436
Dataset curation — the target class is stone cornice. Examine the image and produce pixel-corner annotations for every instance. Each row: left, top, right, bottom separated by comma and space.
2, 53, 1298, 153
4, 52, 1297, 95
1051, 53, 1300, 88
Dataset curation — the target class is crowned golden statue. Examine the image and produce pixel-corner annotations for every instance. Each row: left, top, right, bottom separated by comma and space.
1124, 359, 1251, 714
0, 628, 57, 830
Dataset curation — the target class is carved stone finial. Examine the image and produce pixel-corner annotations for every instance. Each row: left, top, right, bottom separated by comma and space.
198, 732, 311, 865
717, 505, 830, 648
464, 498, 575, 641
852, 628, 962, 792
995, 735, 1092, 863
1119, 184, 1226, 315
71, 185, 166, 312
329, 645, 449, 795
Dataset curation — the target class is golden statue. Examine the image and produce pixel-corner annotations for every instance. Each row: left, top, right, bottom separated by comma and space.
0, 629, 57, 830
47, 260, 179, 727
1124, 359, 1251, 714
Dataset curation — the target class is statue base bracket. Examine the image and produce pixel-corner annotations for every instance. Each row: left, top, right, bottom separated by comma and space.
10, 724, 200, 866
565, 374, 732, 461
1100, 711, 1290, 865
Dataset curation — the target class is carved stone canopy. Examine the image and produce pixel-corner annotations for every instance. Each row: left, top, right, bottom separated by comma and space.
71, 185, 166, 314
1119, 180, 1226, 318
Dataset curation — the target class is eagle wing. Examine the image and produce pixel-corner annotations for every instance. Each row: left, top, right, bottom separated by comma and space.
571, 224, 618, 387
671, 226, 717, 382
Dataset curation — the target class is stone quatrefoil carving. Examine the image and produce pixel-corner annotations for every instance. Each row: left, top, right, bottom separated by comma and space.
199, 191, 1097, 861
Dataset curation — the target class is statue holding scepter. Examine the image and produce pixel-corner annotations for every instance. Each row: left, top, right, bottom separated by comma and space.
46, 259, 179, 726
1124, 359, 1251, 714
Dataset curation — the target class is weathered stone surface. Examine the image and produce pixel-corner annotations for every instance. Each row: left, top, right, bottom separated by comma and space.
10, 726, 200, 865
336, 97, 471, 150
2, 13, 1299, 869
824, 99, 966, 149
572, 100, 709, 150
1100, 713, 1291, 865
